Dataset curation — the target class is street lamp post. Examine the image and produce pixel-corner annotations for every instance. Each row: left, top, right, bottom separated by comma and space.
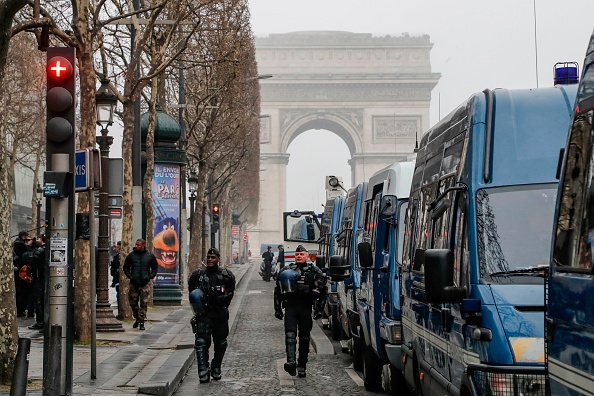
95, 78, 123, 331
188, 170, 198, 240
36, 183, 43, 234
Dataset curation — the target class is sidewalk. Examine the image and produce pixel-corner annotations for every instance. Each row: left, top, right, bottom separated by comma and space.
4, 261, 253, 396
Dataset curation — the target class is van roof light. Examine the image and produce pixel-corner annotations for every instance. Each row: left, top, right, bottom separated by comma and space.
554, 62, 579, 85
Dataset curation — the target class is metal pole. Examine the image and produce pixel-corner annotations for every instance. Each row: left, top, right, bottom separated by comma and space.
96, 128, 122, 331
10, 338, 31, 396
36, 198, 41, 233
189, 194, 195, 240
45, 325, 62, 396
89, 190, 97, 378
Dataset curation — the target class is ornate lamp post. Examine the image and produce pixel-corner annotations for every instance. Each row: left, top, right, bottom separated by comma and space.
188, 170, 199, 240
95, 78, 123, 331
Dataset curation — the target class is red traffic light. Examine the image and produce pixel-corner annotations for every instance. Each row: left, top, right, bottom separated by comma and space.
47, 56, 73, 82
213, 204, 220, 213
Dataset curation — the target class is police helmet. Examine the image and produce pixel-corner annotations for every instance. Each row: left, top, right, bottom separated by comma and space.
278, 269, 298, 294
189, 289, 206, 315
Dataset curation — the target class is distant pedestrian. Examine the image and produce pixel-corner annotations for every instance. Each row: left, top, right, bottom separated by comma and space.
110, 241, 121, 318
188, 247, 236, 383
13, 231, 34, 317
123, 239, 158, 330
262, 246, 274, 282
277, 245, 285, 270
28, 235, 46, 330
274, 245, 326, 378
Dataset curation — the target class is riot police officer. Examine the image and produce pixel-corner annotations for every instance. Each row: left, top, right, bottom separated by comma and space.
188, 247, 236, 383
274, 245, 326, 378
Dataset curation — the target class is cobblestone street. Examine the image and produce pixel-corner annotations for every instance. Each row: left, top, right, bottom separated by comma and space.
174, 262, 377, 395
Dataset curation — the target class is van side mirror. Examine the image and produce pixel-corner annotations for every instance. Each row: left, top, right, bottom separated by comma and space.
358, 242, 373, 268
424, 249, 465, 303
380, 195, 398, 216
315, 256, 326, 270
328, 255, 350, 280
307, 223, 316, 241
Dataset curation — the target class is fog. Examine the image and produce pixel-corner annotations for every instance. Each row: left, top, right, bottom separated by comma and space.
249, 0, 594, 212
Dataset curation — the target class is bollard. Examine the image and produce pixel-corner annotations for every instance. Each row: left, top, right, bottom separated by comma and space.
44, 325, 62, 396
10, 337, 31, 396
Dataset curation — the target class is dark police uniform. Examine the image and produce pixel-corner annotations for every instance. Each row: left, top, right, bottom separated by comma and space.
188, 248, 236, 383
274, 245, 326, 377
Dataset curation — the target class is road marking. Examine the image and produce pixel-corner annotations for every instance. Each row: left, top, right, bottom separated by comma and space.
247, 290, 263, 294
345, 367, 364, 387
277, 358, 295, 387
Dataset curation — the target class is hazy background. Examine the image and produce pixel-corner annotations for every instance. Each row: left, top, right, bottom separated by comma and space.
248, 0, 594, 212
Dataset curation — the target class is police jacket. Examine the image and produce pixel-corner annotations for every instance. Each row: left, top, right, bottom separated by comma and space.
262, 251, 274, 263
28, 245, 46, 281
110, 253, 120, 285
123, 249, 158, 287
274, 262, 326, 311
188, 266, 236, 312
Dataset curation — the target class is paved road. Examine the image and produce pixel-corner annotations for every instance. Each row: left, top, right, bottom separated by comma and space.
174, 263, 378, 396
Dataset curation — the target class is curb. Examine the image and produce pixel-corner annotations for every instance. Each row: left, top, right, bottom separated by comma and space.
310, 320, 335, 355
138, 261, 253, 396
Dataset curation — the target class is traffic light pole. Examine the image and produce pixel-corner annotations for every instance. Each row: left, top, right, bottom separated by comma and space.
43, 47, 76, 396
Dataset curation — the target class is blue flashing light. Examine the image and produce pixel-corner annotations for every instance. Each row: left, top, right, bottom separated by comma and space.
554, 62, 579, 85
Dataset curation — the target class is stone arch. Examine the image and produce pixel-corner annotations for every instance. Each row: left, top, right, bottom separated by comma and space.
252, 31, 440, 247
280, 111, 362, 157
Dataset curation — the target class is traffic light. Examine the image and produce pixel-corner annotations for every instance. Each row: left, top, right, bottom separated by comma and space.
212, 203, 220, 223
46, 47, 76, 166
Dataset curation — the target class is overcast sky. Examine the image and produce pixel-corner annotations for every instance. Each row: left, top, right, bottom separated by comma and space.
247, 0, 594, 212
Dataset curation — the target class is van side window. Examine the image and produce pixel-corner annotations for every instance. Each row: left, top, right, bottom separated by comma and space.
432, 176, 456, 249
402, 199, 417, 270
453, 192, 468, 287
555, 106, 594, 271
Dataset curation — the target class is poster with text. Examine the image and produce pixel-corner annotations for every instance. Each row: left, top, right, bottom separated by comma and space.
152, 163, 180, 285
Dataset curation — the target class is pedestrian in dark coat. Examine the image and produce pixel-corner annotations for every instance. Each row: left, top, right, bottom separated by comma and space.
123, 239, 158, 330
262, 246, 274, 282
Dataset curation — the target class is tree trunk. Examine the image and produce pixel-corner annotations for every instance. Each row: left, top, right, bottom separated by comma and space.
0, 0, 34, 384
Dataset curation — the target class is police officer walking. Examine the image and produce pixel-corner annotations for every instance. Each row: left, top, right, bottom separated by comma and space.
261, 246, 274, 282
274, 245, 326, 378
188, 247, 236, 383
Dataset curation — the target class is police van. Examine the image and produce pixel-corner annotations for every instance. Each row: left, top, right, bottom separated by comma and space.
547, 31, 594, 396
400, 80, 577, 395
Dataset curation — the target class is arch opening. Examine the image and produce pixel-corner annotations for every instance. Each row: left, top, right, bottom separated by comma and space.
286, 129, 352, 212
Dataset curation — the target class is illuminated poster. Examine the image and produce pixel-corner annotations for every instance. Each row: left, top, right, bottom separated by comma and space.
152, 163, 180, 285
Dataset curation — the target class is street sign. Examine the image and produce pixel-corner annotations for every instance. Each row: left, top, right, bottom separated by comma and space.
232, 225, 240, 236
75, 148, 101, 192
93, 194, 123, 208
93, 207, 123, 219
75, 149, 90, 191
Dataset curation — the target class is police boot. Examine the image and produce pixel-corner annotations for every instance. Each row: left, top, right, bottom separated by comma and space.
195, 338, 210, 383
283, 332, 297, 376
211, 340, 228, 381
297, 334, 310, 378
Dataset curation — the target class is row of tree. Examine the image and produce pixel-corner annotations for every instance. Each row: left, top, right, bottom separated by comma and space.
0, 0, 260, 383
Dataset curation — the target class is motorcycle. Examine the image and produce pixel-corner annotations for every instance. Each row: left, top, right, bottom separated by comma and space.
259, 258, 278, 281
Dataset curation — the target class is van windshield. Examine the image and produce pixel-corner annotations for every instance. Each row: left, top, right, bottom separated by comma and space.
476, 184, 556, 283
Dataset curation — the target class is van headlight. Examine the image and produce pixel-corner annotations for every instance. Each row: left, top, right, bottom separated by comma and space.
472, 370, 545, 396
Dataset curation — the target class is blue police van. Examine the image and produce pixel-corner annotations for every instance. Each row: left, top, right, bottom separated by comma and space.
400, 81, 577, 395
547, 31, 594, 396
318, 195, 346, 336
356, 161, 415, 392
330, 182, 368, 365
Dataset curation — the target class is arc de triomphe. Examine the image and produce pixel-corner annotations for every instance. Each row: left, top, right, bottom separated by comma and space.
251, 31, 440, 248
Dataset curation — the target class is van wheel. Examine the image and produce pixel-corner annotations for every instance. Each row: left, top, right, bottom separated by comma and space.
331, 309, 341, 341
390, 364, 410, 395
413, 357, 424, 396
363, 345, 383, 391
352, 335, 363, 372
